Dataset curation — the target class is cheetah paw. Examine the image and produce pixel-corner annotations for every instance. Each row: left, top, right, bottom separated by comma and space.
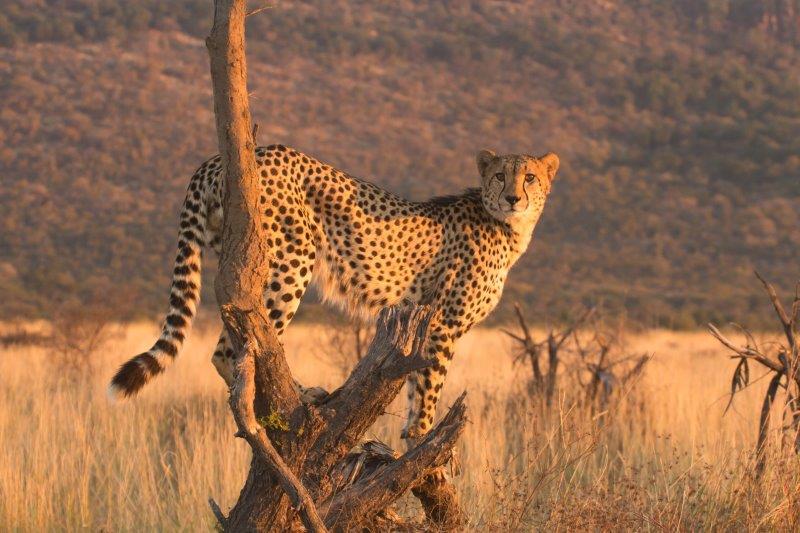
299, 386, 329, 405
426, 466, 447, 484
401, 426, 423, 442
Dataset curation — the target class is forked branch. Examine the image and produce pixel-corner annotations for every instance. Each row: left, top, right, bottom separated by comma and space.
709, 272, 800, 474
321, 393, 468, 530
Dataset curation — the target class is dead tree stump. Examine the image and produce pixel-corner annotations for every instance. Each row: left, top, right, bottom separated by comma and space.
216, 305, 467, 531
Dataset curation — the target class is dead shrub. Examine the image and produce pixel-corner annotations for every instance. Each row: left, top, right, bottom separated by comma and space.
47, 301, 120, 381
709, 272, 799, 474
320, 317, 376, 376
0, 328, 49, 348
504, 303, 651, 411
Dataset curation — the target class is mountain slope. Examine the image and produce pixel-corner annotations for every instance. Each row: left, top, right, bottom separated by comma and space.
1, 0, 798, 327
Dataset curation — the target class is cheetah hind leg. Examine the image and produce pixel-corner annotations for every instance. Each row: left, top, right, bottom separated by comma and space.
210, 328, 235, 387
210, 328, 328, 404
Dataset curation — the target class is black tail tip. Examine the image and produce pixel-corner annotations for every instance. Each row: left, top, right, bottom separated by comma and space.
108, 353, 162, 400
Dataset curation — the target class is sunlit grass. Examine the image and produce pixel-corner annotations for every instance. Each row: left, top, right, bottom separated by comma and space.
0, 322, 798, 530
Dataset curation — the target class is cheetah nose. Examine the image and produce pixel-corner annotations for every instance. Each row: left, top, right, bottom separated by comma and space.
505, 195, 521, 206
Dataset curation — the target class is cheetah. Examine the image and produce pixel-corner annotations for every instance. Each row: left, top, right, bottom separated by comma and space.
109, 145, 559, 438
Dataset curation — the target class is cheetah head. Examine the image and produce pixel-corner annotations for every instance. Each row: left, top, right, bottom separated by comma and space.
476, 150, 560, 226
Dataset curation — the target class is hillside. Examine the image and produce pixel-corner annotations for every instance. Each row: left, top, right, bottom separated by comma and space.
1, 0, 798, 327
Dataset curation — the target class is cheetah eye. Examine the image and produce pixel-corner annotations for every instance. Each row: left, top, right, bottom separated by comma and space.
494, 172, 505, 182
525, 173, 536, 183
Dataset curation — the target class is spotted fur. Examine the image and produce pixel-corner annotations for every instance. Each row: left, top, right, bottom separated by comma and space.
109, 145, 559, 437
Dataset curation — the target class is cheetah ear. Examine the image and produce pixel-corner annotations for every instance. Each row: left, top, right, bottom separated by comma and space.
476, 149, 497, 177
540, 152, 560, 181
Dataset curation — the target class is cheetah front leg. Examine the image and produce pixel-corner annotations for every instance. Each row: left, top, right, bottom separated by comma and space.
401, 325, 464, 485
401, 325, 461, 440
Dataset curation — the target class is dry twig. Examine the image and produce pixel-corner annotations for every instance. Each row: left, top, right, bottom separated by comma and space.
709, 272, 800, 473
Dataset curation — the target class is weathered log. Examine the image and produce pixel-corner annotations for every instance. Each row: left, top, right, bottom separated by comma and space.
214, 303, 466, 531
225, 305, 326, 532
320, 393, 467, 530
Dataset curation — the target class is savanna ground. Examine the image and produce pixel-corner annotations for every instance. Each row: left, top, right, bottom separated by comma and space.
1, 319, 799, 531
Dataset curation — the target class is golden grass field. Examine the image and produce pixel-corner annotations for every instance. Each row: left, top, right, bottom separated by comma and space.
1, 320, 798, 531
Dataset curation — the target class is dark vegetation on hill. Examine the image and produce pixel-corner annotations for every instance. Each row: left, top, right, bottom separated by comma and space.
0, 1, 798, 328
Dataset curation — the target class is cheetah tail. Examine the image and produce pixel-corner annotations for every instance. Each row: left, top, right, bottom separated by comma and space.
108, 179, 207, 400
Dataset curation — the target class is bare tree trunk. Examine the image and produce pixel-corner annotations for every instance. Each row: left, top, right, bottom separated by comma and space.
215, 304, 467, 531
205, 2, 466, 530
206, 0, 313, 528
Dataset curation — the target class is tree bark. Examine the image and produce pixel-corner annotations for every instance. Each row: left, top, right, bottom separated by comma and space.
206, 1, 318, 529
222, 305, 327, 532
206, 2, 466, 530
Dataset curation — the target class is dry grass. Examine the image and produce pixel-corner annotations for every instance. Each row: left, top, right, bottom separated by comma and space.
1, 321, 799, 531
